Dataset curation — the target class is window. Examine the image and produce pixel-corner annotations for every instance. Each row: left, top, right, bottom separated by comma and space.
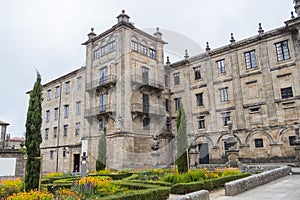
143, 118, 150, 130
53, 127, 57, 138
254, 138, 264, 148
142, 93, 150, 113
196, 93, 203, 106
281, 87, 293, 99
166, 119, 171, 132
45, 128, 49, 140
289, 136, 296, 146
46, 110, 50, 122
99, 67, 107, 84
76, 101, 81, 115
198, 116, 205, 129
175, 98, 181, 111
63, 125, 68, 137
50, 150, 54, 159
217, 59, 226, 74
275, 41, 290, 61
174, 73, 180, 85
220, 87, 229, 102
142, 67, 149, 84
108, 37, 116, 52
47, 90, 51, 100
75, 122, 80, 135
141, 41, 147, 55
101, 40, 107, 56
165, 99, 170, 112
64, 105, 69, 118
93, 45, 100, 60
244, 50, 257, 69
165, 74, 169, 88
55, 86, 60, 97
54, 107, 58, 120
194, 67, 201, 80
131, 37, 138, 51
99, 94, 106, 112
65, 82, 70, 94
63, 148, 66, 158
149, 45, 156, 59
99, 119, 105, 131
224, 141, 231, 152
77, 77, 82, 90
221, 112, 231, 126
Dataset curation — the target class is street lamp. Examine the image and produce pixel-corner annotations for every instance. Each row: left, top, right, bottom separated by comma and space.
81, 152, 88, 177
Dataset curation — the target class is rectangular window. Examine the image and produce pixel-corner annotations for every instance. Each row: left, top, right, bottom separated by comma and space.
244, 50, 257, 69
93, 46, 100, 60
47, 90, 51, 100
222, 112, 231, 126
220, 88, 229, 102
224, 141, 231, 152
99, 119, 105, 131
165, 99, 170, 112
143, 118, 150, 130
99, 67, 107, 84
174, 73, 180, 85
131, 39, 138, 51
217, 59, 226, 74
196, 93, 203, 106
289, 136, 296, 146
75, 122, 80, 136
46, 110, 50, 123
45, 128, 49, 140
101, 46, 107, 56
99, 94, 106, 112
64, 105, 69, 118
198, 116, 205, 129
50, 150, 54, 159
281, 87, 293, 99
55, 86, 60, 97
165, 74, 169, 88
142, 93, 149, 113
254, 138, 264, 148
194, 67, 201, 80
275, 40, 290, 61
149, 46, 156, 59
77, 77, 82, 90
63, 125, 68, 137
53, 127, 57, 138
65, 81, 70, 94
76, 101, 81, 115
63, 149, 66, 158
54, 107, 58, 120
142, 67, 149, 84
175, 98, 181, 111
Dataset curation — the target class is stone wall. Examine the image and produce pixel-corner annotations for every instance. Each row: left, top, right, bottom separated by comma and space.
170, 190, 210, 200
225, 166, 291, 196
0, 150, 25, 178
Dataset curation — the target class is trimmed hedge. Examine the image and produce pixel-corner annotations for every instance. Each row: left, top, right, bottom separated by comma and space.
88, 173, 133, 180
128, 180, 172, 187
171, 172, 251, 194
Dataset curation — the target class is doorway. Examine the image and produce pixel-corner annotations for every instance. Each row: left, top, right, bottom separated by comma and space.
73, 154, 80, 172
198, 143, 209, 164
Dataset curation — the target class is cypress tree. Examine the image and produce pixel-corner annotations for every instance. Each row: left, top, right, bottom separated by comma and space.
96, 128, 106, 171
25, 72, 43, 191
176, 103, 188, 173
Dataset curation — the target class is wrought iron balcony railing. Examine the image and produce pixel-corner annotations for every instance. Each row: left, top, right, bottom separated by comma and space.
85, 104, 115, 117
131, 103, 165, 116
86, 75, 116, 91
131, 75, 164, 91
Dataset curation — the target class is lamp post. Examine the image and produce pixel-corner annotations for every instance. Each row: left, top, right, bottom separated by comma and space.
81, 152, 88, 177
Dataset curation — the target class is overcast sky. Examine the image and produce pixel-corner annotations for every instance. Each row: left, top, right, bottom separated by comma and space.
0, 0, 295, 137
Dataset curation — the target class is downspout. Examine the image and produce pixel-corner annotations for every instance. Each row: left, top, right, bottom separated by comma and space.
56, 81, 62, 172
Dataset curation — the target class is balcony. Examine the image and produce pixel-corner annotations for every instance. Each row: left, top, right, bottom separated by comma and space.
85, 104, 115, 118
86, 75, 116, 92
131, 103, 165, 117
131, 75, 164, 92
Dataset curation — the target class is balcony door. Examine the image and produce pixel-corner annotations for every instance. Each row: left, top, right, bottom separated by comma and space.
100, 67, 106, 84
142, 67, 149, 85
100, 94, 106, 112
142, 93, 149, 113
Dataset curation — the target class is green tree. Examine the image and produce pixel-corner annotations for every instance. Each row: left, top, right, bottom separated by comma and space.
96, 128, 107, 171
176, 103, 188, 173
25, 72, 43, 191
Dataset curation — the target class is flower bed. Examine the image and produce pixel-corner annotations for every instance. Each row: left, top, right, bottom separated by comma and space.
0, 179, 24, 198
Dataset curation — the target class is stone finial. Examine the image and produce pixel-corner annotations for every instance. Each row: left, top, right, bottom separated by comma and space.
154, 27, 162, 40
166, 56, 171, 64
117, 9, 130, 23
184, 49, 189, 59
295, 0, 300, 17
230, 33, 235, 44
205, 41, 211, 51
258, 23, 264, 35
291, 11, 295, 19
88, 27, 96, 40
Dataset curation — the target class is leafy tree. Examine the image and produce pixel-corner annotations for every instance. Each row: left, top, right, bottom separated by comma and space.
176, 103, 188, 173
25, 72, 43, 191
96, 128, 106, 171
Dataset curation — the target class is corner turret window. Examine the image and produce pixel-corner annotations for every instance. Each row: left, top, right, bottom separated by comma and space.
149, 45, 156, 59
131, 37, 138, 51
93, 45, 100, 60
101, 40, 107, 56
108, 37, 116, 52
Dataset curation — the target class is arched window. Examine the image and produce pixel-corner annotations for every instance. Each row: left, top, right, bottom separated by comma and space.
93, 45, 100, 60
108, 37, 116, 52
131, 37, 138, 51
141, 41, 147, 55
149, 44, 156, 59
101, 40, 107, 56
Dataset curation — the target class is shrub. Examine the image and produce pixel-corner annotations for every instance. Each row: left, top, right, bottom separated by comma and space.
8, 189, 53, 200
44, 172, 64, 178
0, 179, 24, 198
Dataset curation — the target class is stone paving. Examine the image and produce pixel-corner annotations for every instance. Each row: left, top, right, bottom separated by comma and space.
215, 174, 300, 200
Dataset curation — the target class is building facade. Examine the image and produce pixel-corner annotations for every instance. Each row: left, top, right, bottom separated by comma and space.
40, 1, 300, 173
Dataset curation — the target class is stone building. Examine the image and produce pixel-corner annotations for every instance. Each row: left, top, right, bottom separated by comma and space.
39, 1, 300, 173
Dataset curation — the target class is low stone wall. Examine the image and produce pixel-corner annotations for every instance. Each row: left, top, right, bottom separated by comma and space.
0, 149, 25, 178
170, 190, 209, 200
225, 166, 291, 196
